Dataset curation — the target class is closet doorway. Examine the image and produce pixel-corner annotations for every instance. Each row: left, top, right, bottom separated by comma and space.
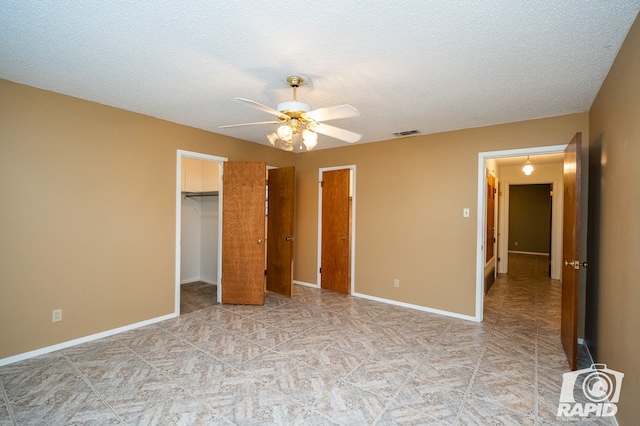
176, 150, 226, 315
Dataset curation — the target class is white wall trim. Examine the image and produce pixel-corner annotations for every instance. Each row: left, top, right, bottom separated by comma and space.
0, 313, 177, 367
293, 280, 319, 288
476, 145, 567, 322
176, 150, 227, 314
180, 276, 201, 285
317, 165, 356, 294
180, 278, 218, 286
508, 250, 550, 256
352, 291, 477, 322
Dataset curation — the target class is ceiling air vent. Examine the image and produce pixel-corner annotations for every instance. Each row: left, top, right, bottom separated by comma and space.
392, 129, 421, 137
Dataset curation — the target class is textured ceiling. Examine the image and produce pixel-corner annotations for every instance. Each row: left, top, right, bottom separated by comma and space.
1, 1, 638, 150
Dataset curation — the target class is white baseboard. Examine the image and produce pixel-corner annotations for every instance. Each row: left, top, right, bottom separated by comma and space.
292, 282, 475, 322
293, 280, 319, 288
181, 277, 218, 285
508, 250, 550, 256
351, 291, 478, 322
0, 312, 177, 367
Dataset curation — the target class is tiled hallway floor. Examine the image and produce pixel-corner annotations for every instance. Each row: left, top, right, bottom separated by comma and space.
0, 254, 612, 425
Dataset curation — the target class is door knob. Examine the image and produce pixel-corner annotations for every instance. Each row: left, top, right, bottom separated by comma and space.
257, 238, 264, 244
285, 236, 295, 241
341, 236, 349, 240
564, 260, 586, 270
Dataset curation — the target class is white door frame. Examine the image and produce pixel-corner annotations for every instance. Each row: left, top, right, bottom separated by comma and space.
317, 165, 356, 293
475, 145, 566, 322
175, 150, 227, 314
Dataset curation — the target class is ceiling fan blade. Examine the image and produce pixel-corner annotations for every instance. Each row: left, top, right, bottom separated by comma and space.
235, 97, 289, 120
304, 104, 359, 122
315, 123, 362, 143
219, 120, 282, 129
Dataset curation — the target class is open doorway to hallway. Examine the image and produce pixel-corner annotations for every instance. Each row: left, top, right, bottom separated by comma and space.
475, 145, 566, 322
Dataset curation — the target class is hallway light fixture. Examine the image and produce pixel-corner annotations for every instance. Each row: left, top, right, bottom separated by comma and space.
523, 156, 534, 175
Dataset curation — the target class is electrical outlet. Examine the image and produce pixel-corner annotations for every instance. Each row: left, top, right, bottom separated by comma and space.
52, 309, 62, 323
394, 279, 400, 288
463, 208, 470, 217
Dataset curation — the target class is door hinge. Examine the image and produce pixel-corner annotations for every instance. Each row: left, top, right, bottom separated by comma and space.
264, 269, 267, 276
320, 181, 323, 187
319, 267, 322, 273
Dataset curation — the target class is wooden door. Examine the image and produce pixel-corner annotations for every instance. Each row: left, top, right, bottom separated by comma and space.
561, 133, 582, 370
321, 169, 351, 294
266, 167, 295, 297
486, 175, 496, 263
221, 161, 266, 305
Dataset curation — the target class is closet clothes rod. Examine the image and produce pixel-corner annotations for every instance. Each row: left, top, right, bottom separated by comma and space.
183, 191, 219, 198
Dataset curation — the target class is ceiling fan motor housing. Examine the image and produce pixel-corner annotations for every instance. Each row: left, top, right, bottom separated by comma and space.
277, 101, 311, 117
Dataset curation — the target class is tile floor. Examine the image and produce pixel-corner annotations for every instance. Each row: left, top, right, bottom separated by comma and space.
0, 254, 614, 425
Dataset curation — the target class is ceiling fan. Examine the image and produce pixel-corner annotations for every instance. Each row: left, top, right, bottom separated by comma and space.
219, 76, 361, 151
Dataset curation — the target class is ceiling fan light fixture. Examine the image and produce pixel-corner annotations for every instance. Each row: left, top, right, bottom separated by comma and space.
266, 131, 279, 146
277, 123, 293, 141
523, 156, 534, 175
222, 75, 361, 151
302, 129, 318, 150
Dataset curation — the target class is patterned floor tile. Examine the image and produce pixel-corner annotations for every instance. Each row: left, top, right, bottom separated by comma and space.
239, 350, 302, 385
476, 354, 536, 385
457, 395, 535, 425
469, 371, 536, 415
299, 345, 363, 377
207, 336, 267, 365
1, 359, 82, 404
130, 391, 224, 425
226, 385, 306, 425
1, 254, 583, 425
313, 382, 388, 425
270, 363, 338, 405
411, 360, 475, 391
0, 400, 12, 426
189, 368, 264, 415
345, 359, 409, 399
185, 326, 238, 353
376, 401, 451, 425
162, 353, 232, 390
244, 325, 296, 349
393, 379, 464, 423
290, 408, 343, 425
12, 391, 121, 425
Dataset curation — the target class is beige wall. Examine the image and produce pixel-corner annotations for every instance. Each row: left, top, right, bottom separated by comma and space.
293, 113, 587, 316
0, 79, 294, 359
587, 15, 640, 425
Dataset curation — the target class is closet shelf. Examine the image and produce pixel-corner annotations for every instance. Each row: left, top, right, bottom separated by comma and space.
183, 191, 219, 199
